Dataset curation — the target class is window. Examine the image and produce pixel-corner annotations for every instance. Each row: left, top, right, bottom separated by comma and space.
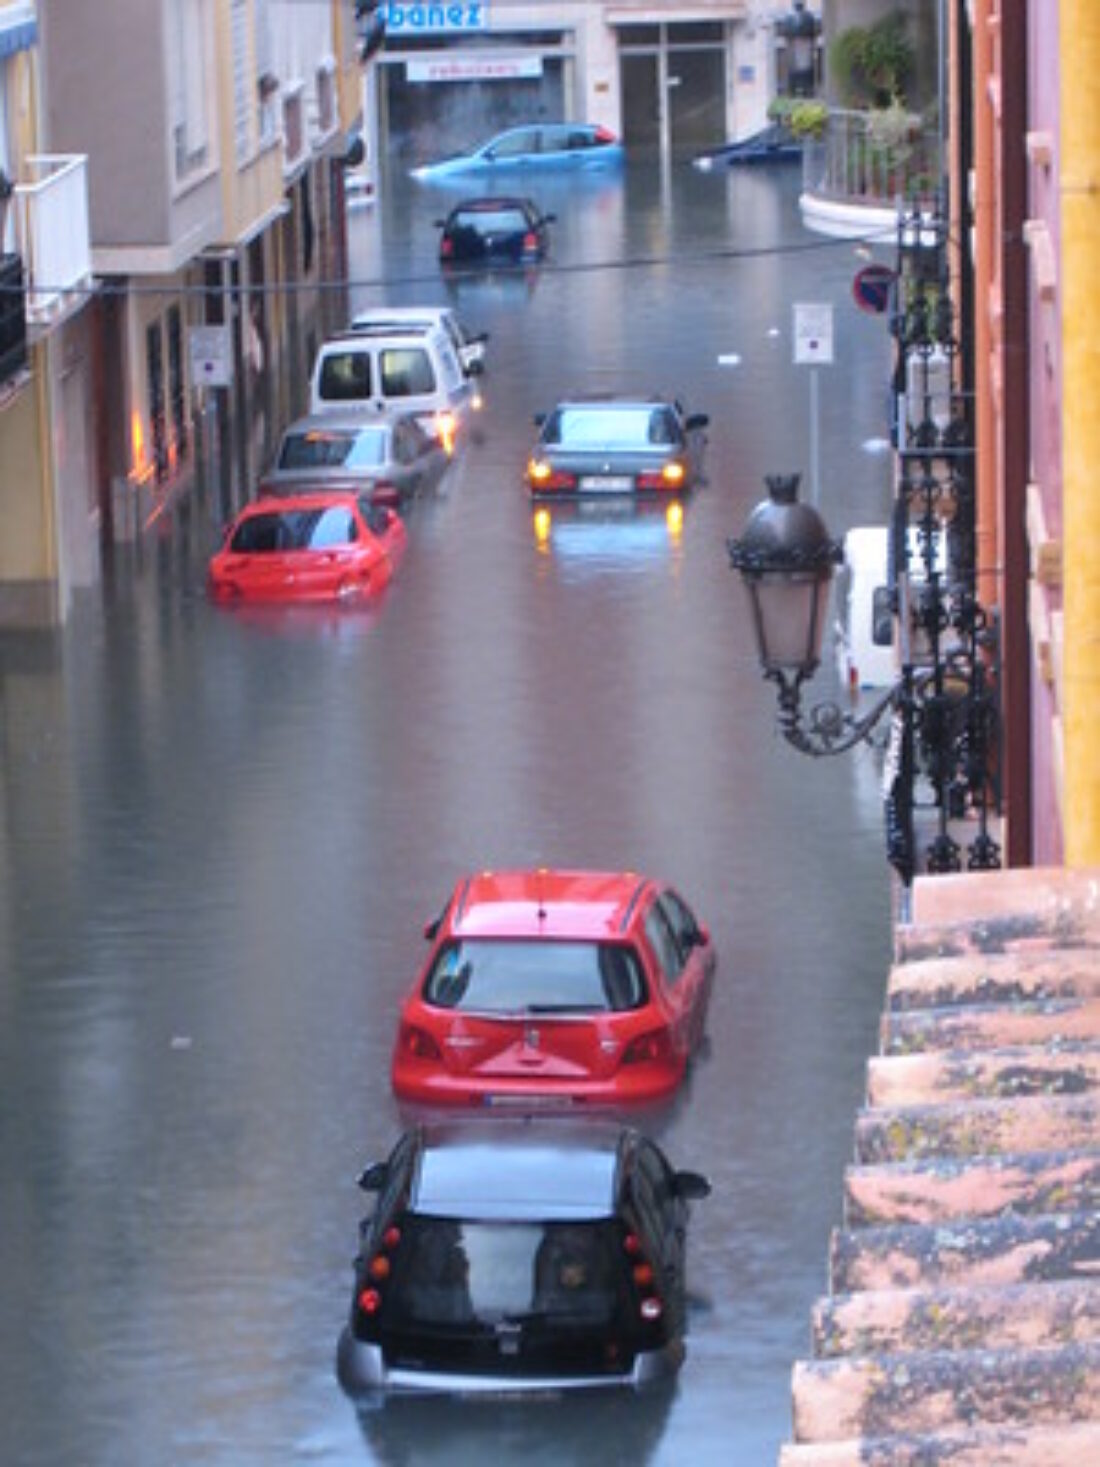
658, 891, 703, 963
381, 348, 435, 398
643, 903, 685, 984
172, 0, 211, 182
319, 351, 371, 401
487, 128, 539, 160
422, 939, 647, 1013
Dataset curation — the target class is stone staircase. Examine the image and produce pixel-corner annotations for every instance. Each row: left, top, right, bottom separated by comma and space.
779, 868, 1100, 1465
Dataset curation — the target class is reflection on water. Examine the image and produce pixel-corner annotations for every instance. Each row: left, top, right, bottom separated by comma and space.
532, 498, 687, 577
355, 1381, 676, 1467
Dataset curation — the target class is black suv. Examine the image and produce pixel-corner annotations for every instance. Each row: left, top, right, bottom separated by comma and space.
336, 1121, 709, 1395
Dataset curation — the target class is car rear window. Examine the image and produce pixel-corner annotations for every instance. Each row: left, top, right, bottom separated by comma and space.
380, 347, 436, 397
318, 351, 371, 401
453, 206, 529, 234
545, 406, 678, 450
388, 1217, 624, 1328
277, 427, 387, 471
422, 938, 647, 1012
229, 506, 358, 552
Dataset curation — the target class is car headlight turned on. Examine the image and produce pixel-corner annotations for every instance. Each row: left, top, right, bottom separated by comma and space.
527, 458, 577, 493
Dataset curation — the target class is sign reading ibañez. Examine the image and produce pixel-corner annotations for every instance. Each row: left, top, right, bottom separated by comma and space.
381, 3, 487, 33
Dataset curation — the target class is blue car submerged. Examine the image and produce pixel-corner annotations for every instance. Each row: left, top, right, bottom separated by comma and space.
411, 123, 624, 181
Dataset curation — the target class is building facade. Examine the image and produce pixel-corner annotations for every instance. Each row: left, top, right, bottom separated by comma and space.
356, 1, 821, 189
0, 0, 364, 628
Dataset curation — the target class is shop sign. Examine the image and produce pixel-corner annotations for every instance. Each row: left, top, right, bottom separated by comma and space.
381, 3, 488, 34
406, 56, 541, 83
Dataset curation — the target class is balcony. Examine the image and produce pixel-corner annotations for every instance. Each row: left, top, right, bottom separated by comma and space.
799, 108, 942, 240
14, 154, 93, 326
283, 82, 308, 181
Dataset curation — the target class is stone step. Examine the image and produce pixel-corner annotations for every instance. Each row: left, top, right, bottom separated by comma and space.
907, 867, 1100, 930
843, 1148, 1100, 1227
829, 1210, 1100, 1294
854, 1093, 1100, 1165
881, 998, 1100, 1056
866, 1042, 1100, 1106
778, 1419, 1100, 1466
790, 1339, 1100, 1443
886, 949, 1100, 1011
811, 1278, 1100, 1357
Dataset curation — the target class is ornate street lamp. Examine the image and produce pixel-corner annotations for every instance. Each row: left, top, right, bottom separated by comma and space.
776, 1, 821, 99
728, 474, 901, 759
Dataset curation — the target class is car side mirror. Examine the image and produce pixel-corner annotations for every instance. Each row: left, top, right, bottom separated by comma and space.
693, 923, 711, 948
356, 1161, 388, 1192
544, 212, 557, 224
465, 359, 484, 378
433, 219, 445, 228
673, 1170, 711, 1201
533, 412, 547, 428
424, 916, 441, 940
685, 413, 709, 431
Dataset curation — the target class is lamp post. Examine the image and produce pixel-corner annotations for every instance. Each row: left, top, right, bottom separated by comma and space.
728, 210, 1002, 886
776, 1, 821, 99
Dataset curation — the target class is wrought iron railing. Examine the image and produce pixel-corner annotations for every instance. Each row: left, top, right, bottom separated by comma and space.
801, 107, 941, 209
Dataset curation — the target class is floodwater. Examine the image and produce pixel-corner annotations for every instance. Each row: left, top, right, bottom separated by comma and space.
0, 158, 899, 1465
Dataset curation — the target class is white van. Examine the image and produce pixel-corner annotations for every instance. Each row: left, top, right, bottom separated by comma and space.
349, 305, 488, 379
833, 524, 947, 690
308, 322, 479, 451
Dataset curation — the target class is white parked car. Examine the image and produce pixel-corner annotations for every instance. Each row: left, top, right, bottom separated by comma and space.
349, 304, 488, 379
308, 321, 479, 454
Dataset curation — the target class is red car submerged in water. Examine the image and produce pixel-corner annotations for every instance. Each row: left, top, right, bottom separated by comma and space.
391, 869, 716, 1110
207, 487, 406, 606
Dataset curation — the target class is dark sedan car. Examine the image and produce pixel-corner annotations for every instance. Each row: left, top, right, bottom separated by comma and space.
260, 411, 448, 504
693, 123, 803, 172
336, 1121, 709, 1396
526, 397, 709, 499
436, 197, 554, 268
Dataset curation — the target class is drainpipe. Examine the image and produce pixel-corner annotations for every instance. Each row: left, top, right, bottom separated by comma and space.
1061, 0, 1100, 865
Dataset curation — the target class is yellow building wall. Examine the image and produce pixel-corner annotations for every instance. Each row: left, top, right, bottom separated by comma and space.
1061, 0, 1100, 865
0, 373, 51, 583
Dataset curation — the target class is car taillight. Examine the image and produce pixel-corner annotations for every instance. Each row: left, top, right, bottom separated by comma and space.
622, 1231, 664, 1324
527, 459, 577, 492
522, 231, 539, 254
637, 461, 686, 491
595, 126, 618, 144
622, 1029, 671, 1064
440, 237, 454, 260
401, 1023, 442, 1060
357, 1224, 403, 1323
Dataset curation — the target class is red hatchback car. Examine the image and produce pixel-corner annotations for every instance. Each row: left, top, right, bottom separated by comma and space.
391, 869, 716, 1110
207, 488, 406, 606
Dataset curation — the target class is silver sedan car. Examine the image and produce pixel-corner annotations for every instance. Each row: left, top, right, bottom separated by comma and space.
260, 410, 449, 505
525, 397, 709, 499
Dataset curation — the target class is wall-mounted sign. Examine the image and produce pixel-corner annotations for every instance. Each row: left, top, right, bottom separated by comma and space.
793, 302, 834, 365
382, 3, 488, 35
406, 56, 542, 83
188, 326, 233, 388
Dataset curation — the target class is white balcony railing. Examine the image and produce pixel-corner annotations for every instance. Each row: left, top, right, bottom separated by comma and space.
14, 154, 93, 326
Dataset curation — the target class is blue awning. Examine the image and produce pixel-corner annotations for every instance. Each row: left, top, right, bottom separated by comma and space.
0, 2, 36, 61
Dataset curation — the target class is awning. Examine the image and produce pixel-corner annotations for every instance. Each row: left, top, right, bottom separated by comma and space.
0, 2, 36, 61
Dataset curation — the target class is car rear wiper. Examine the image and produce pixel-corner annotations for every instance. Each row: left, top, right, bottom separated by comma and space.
523, 1003, 603, 1015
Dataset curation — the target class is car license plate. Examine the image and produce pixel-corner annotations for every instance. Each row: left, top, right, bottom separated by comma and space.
579, 475, 633, 493
484, 1093, 573, 1108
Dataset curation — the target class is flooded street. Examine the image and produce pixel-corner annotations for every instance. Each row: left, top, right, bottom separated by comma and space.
2, 160, 898, 1464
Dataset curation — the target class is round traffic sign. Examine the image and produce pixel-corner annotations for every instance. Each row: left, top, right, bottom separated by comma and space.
852, 263, 896, 315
